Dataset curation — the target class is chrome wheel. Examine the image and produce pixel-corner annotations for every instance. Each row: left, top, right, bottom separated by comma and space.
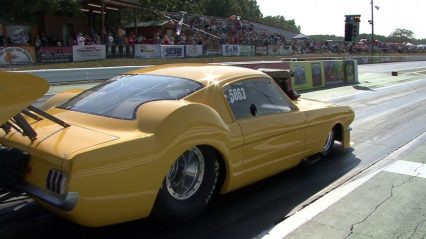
166, 147, 205, 200
322, 130, 334, 153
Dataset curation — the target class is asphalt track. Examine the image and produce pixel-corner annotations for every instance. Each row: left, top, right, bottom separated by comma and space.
1, 62, 426, 239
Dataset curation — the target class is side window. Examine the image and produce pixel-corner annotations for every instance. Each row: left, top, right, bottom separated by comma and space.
224, 78, 294, 120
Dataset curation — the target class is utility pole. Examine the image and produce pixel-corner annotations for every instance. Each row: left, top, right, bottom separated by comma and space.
370, 0, 375, 55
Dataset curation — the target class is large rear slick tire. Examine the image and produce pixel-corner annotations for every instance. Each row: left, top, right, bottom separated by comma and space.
152, 146, 219, 223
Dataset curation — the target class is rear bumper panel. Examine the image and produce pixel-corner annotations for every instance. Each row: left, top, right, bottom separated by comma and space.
0, 146, 78, 211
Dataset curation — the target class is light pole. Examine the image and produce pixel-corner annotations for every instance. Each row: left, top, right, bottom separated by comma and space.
370, 0, 375, 55
369, 0, 379, 55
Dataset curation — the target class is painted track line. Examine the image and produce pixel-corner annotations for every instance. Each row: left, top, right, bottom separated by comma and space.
260, 132, 426, 239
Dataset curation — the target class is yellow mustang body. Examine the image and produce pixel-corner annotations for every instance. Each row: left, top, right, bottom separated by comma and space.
0, 64, 354, 226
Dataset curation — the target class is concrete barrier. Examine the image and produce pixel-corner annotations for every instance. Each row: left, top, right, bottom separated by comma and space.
16, 66, 148, 84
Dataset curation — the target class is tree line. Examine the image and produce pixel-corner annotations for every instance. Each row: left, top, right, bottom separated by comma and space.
310, 28, 425, 44
0, 0, 301, 33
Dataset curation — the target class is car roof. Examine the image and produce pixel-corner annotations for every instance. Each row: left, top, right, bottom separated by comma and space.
125, 64, 269, 86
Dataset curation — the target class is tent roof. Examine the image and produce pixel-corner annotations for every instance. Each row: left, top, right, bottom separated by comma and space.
292, 33, 309, 39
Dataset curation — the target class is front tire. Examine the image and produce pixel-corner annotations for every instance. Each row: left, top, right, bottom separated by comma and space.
152, 146, 219, 223
321, 128, 335, 157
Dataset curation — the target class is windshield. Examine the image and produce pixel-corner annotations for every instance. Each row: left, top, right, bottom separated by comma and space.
58, 74, 203, 120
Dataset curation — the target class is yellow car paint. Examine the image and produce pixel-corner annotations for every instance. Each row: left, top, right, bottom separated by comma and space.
0, 72, 49, 125
0, 64, 354, 226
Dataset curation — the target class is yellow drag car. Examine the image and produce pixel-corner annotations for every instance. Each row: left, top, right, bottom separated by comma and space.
0, 64, 354, 227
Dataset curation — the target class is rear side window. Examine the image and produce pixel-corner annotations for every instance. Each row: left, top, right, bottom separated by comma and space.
224, 78, 294, 120
59, 74, 203, 120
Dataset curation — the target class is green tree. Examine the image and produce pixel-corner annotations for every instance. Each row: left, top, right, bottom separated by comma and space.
0, 0, 81, 22
259, 15, 300, 33
388, 28, 415, 43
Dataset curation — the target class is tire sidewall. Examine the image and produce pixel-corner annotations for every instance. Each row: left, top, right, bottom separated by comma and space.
321, 128, 335, 157
152, 146, 219, 222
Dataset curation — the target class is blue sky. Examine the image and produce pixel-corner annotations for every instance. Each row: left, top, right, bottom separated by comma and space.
256, 0, 426, 39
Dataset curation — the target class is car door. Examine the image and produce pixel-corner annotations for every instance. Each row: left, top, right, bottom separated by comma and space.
224, 78, 307, 183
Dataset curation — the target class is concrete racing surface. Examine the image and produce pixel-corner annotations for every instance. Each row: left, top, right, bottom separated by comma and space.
1, 62, 426, 239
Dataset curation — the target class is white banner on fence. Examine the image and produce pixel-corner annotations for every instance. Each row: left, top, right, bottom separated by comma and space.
222, 45, 240, 56
185, 45, 203, 57
268, 45, 283, 55
72, 45, 106, 62
240, 45, 255, 56
256, 46, 268, 55
134, 44, 161, 58
161, 45, 185, 58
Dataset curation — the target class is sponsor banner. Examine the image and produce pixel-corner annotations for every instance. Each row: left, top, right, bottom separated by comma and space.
161, 45, 184, 58
324, 61, 345, 86
106, 45, 134, 58
239, 45, 255, 56
222, 45, 240, 56
311, 62, 324, 87
134, 44, 161, 58
344, 60, 356, 82
72, 45, 106, 62
290, 62, 313, 90
235, 62, 290, 70
185, 45, 203, 57
255, 46, 268, 55
268, 45, 282, 55
0, 46, 35, 65
37, 47, 72, 63
6, 25, 32, 45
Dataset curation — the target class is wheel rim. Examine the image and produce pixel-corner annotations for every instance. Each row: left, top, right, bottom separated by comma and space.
166, 147, 205, 200
323, 130, 334, 152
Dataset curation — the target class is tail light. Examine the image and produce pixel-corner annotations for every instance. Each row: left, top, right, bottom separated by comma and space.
46, 169, 67, 195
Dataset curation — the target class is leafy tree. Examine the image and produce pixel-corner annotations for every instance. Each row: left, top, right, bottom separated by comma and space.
0, 0, 81, 22
309, 35, 343, 42
388, 28, 415, 43
259, 15, 300, 33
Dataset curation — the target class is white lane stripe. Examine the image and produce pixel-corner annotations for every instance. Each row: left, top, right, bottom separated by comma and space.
261, 169, 381, 239
327, 78, 426, 101
384, 160, 426, 178
261, 132, 426, 239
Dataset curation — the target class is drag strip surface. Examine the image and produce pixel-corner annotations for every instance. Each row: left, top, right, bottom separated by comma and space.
1, 63, 426, 239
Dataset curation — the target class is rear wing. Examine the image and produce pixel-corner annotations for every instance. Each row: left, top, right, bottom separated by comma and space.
0, 72, 69, 141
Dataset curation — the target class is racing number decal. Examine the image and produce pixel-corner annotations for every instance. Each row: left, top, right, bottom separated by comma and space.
228, 88, 247, 104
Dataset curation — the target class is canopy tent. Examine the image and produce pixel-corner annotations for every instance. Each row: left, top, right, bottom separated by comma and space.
292, 33, 309, 40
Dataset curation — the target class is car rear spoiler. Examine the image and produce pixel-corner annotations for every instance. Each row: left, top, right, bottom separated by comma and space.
0, 72, 69, 141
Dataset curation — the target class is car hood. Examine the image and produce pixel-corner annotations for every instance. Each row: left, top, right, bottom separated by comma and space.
0, 118, 119, 159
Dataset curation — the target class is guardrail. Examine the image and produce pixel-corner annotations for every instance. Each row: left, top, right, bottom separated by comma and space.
17, 66, 148, 84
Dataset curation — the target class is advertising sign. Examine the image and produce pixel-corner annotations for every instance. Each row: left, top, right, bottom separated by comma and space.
311, 62, 323, 87
72, 45, 106, 62
0, 46, 35, 65
37, 47, 72, 63
324, 61, 344, 85
239, 45, 255, 56
268, 45, 282, 55
185, 45, 203, 57
222, 45, 240, 56
255, 46, 268, 55
106, 45, 134, 58
292, 64, 307, 86
344, 60, 355, 82
161, 45, 184, 58
134, 44, 161, 58
6, 25, 32, 45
